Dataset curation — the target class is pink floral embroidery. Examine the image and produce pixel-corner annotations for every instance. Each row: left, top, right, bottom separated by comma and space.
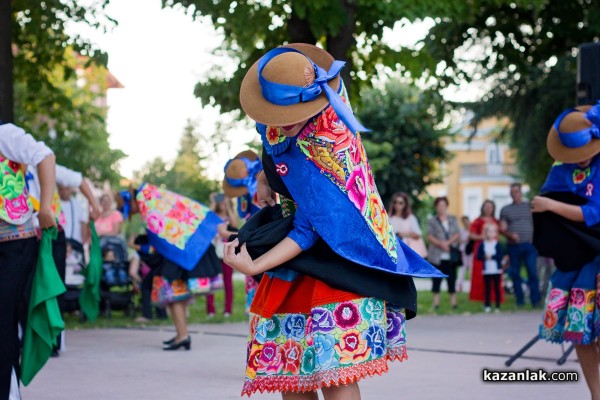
257, 342, 283, 374
146, 212, 165, 234
5, 195, 30, 220
346, 166, 367, 212
570, 288, 586, 308
333, 302, 361, 329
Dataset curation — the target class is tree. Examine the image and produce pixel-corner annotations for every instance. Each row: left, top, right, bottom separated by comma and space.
14, 47, 125, 184
357, 81, 449, 207
134, 121, 219, 203
414, 0, 600, 191
162, 0, 536, 114
3, 0, 112, 122
3, 1, 124, 183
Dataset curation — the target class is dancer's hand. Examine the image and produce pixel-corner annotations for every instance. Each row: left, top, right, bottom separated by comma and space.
531, 196, 554, 213
223, 239, 255, 275
257, 171, 276, 207
38, 208, 57, 229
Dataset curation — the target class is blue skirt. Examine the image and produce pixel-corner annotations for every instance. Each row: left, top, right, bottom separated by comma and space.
539, 257, 600, 345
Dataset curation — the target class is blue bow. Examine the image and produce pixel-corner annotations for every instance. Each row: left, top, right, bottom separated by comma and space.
257, 47, 369, 134
118, 190, 132, 219
555, 103, 600, 148
224, 157, 262, 197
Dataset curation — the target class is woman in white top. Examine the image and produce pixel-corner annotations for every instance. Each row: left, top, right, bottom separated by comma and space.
387, 192, 427, 257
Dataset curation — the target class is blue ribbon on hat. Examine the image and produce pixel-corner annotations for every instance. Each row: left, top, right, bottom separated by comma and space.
257, 47, 369, 134
224, 157, 263, 197
555, 103, 600, 148
118, 190, 131, 219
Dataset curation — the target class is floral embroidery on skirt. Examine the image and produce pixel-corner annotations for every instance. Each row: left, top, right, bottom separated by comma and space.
539, 258, 600, 345
242, 297, 407, 396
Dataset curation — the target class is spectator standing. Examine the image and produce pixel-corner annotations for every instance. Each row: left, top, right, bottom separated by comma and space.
58, 185, 89, 245
456, 215, 472, 292
95, 194, 124, 237
388, 192, 427, 258
426, 196, 461, 310
469, 200, 503, 304
500, 182, 541, 307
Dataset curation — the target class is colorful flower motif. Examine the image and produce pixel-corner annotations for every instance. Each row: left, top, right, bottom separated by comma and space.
280, 339, 303, 375
363, 325, 386, 357
254, 317, 281, 343
282, 315, 306, 341
257, 341, 283, 375
360, 298, 385, 322
266, 126, 284, 145
314, 334, 338, 370
573, 167, 591, 185
246, 345, 262, 379
145, 211, 165, 235
311, 307, 335, 333
349, 139, 361, 165
386, 310, 405, 342
315, 106, 353, 154
547, 288, 568, 311
333, 302, 361, 330
543, 310, 558, 329
346, 166, 367, 213
335, 329, 371, 365
275, 163, 289, 176
571, 288, 586, 308
5, 195, 31, 219
567, 308, 585, 332
368, 193, 388, 239
300, 346, 316, 374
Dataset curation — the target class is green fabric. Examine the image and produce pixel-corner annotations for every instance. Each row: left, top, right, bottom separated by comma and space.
21, 226, 66, 386
79, 222, 102, 321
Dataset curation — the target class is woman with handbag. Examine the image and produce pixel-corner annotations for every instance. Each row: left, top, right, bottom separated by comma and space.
426, 196, 461, 310
468, 199, 504, 305
388, 192, 428, 258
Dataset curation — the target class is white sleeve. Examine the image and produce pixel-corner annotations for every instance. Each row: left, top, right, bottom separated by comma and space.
410, 215, 422, 235
0, 124, 53, 165
55, 164, 83, 187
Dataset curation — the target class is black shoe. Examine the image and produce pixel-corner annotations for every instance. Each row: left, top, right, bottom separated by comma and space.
162, 337, 177, 346
163, 336, 191, 351
51, 349, 60, 358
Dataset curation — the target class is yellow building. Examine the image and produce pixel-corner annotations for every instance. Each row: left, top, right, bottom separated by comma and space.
428, 114, 523, 221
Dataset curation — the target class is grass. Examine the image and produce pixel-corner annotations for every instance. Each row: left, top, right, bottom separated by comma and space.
64, 276, 539, 330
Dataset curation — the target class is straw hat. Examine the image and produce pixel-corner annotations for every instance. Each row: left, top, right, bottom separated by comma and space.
239, 43, 340, 126
222, 150, 261, 198
547, 105, 600, 163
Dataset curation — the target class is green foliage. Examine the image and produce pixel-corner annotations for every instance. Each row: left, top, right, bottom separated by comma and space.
415, 0, 600, 190
13, 47, 125, 183
134, 121, 219, 204
9, 1, 123, 183
357, 81, 449, 207
162, 0, 529, 114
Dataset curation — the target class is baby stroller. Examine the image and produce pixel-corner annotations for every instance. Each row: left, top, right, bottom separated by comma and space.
64, 239, 86, 318
99, 236, 135, 318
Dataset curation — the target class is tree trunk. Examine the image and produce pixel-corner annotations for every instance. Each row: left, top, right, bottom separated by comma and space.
287, 9, 317, 44
326, 0, 357, 92
0, 0, 13, 123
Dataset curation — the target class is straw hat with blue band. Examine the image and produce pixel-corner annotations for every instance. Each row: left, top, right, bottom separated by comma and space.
547, 103, 600, 163
240, 43, 368, 133
222, 150, 262, 198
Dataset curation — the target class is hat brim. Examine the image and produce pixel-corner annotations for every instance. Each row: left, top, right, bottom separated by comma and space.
239, 43, 340, 126
222, 180, 249, 198
222, 149, 260, 198
547, 127, 600, 163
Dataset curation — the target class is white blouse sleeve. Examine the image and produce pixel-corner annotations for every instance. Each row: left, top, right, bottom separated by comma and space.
409, 214, 422, 236
0, 124, 53, 165
56, 164, 83, 187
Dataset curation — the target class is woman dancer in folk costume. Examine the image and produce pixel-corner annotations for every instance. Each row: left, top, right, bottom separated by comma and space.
532, 103, 600, 400
119, 183, 222, 350
223, 43, 443, 399
221, 150, 263, 313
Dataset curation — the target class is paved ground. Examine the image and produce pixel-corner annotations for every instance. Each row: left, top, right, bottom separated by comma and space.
20, 311, 588, 400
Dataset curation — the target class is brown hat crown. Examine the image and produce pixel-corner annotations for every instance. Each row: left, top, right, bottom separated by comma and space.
262, 52, 315, 89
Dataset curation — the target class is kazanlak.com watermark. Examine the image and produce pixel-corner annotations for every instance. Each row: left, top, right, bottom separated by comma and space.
482, 368, 578, 383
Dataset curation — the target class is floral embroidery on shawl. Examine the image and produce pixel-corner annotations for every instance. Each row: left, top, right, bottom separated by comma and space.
136, 183, 210, 250
294, 103, 397, 261
0, 155, 33, 224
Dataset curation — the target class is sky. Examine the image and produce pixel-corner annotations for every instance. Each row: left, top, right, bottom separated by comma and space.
71, 1, 478, 180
